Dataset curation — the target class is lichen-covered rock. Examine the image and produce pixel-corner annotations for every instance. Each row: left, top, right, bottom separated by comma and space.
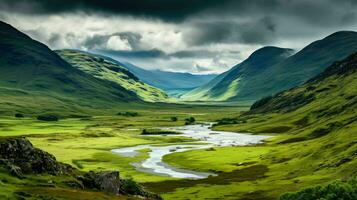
0, 137, 73, 176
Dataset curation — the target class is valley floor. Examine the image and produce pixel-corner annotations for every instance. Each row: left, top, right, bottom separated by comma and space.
0, 104, 355, 200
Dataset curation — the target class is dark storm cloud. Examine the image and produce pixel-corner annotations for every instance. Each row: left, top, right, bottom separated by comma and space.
1, 0, 357, 73
169, 50, 218, 58
185, 16, 276, 45
0, 0, 233, 21
97, 49, 220, 59
97, 49, 166, 59
1, 0, 354, 22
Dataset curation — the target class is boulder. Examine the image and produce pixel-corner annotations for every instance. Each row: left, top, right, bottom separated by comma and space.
0, 137, 73, 176
80, 171, 121, 194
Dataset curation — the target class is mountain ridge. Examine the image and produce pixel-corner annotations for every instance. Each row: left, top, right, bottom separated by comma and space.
56, 49, 169, 102
182, 31, 357, 102
0, 20, 142, 114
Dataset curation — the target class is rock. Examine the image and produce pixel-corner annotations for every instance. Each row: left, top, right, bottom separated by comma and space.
0, 137, 161, 199
80, 171, 121, 194
79, 171, 162, 200
0, 137, 73, 175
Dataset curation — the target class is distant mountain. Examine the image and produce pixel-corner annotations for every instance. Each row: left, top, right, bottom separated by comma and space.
0, 21, 141, 114
183, 31, 357, 102
182, 46, 294, 101
56, 50, 168, 102
92, 51, 217, 93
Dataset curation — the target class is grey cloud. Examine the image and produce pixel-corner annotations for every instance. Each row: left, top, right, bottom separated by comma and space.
185, 16, 276, 46
83, 32, 141, 50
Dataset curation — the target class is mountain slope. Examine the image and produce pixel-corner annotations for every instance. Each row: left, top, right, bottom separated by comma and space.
92, 51, 217, 93
56, 50, 168, 102
0, 21, 140, 114
213, 52, 357, 200
184, 31, 357, 102
125, 66, 217, 91
182, 46, 293, 101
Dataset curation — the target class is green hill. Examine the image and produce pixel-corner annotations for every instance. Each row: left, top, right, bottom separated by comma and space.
95, 50, 217, 94
183, 31, 357, 102
213, 52, 357, 199
56, 50, 168, 102
181, 46, 293, 101
0, 21, 142, 115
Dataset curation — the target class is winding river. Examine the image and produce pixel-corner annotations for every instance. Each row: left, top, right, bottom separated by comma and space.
112, 124, 270, 179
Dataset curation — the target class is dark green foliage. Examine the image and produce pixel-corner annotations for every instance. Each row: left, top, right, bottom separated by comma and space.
250, 96, 273, 110
120, 178, 143, 195
308, 128, 330, 139
185, 117, 196, 125
117, 111, 139, 117
293, 116, 309, 127
14, 113, 24, 118
308, 122, 344, 139
280, 178, 357, 200
37, 114, 59, 121
214, 118, 247, 126
170, 116, 178, 122
141, 129, 180, 135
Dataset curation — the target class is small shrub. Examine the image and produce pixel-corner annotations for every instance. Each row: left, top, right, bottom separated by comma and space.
170, 116, 178, 122
14, 113, 24, 118
280, 178, 357, 200
120, 178, 143, 195
251, 96, 273, 110
308, 127, 330, 139
37, 114, 59, 121
117, 112, 139, 117
293, 116, 309, 126
141, 129, 180, 135
185, 117, 195, 125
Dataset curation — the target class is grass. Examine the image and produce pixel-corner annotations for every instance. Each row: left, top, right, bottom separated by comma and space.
56, 50, 169, 102
0, 65, 356, 199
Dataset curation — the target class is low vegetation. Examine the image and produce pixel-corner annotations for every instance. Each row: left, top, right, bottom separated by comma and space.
184, 117, 196, 125
37, 114, 59, 122
117, 111, 139, 117
141, 129, 181, 135
280, 178, 357, 200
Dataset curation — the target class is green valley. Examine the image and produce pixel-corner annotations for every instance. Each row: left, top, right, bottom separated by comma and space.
0, 2, 357, 200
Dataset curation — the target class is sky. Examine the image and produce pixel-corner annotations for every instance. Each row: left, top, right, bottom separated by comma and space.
1, 0, 357, 74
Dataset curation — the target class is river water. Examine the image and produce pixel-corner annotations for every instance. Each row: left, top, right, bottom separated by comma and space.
112, 124, 270, 179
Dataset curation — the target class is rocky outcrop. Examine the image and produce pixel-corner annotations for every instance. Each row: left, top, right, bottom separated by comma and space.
80, 171, 121, 194
0, 137, 73, 177
0, 137, 162, 199
79, 171, 162, 200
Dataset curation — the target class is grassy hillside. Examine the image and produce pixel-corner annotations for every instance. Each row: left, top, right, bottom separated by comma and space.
0, 21, 143, 115
182, 46, 293, 101
160, 52, 357, 199
93, 51, 217, 93
183, 31, 357, 102
56, 50, 168, 102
